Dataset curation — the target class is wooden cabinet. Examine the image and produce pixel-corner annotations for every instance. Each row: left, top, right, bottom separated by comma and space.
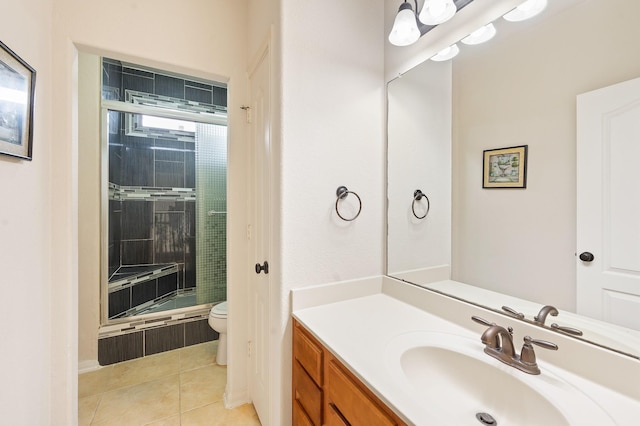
293, 319, 406, 426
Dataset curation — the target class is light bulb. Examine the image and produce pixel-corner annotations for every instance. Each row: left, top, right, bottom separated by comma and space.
430, 43, 460, 61
419, 0, 456, 25
461, 23, 497, 45
503, 0, 548, 22
389, 2, 420, 47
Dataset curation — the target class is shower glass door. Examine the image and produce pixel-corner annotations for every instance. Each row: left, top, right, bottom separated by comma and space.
103, 108, 227, 320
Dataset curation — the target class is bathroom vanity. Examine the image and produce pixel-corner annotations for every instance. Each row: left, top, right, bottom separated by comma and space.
293, 319, 406, 425
291, 276, 640, 425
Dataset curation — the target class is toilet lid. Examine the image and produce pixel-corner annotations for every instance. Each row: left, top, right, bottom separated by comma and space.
211, 301, 227, 316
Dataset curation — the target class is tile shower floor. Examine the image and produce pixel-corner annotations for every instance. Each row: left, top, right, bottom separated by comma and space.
79, 341, 261, 425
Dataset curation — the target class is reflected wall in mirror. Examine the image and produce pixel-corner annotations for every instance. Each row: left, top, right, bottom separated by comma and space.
387, 0, 640, 358
387, 60, 451, 282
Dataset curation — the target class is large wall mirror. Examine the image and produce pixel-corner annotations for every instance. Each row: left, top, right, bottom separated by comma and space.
387, 0, 640, 359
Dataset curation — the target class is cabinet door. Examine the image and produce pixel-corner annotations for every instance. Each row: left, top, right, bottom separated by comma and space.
326, 359, 398, 426
293, 360, 322, 425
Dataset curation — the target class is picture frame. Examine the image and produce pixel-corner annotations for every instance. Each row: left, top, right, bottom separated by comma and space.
483, 145, 528, 189
0, 40, 36, 160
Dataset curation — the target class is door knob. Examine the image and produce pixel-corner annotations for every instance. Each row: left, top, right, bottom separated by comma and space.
579, 252, 594, 262
255, 261, 269, 274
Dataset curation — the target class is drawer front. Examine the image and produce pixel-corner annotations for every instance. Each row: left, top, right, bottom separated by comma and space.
326, 403, 350, 426
326, 359, 397, 426
293, 360, 322, 425
293, 400, 314, 426
293, 321, 323, 385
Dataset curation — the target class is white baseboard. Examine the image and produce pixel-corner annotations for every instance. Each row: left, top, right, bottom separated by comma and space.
78, 359, 101, 374
224, 387, 251, 409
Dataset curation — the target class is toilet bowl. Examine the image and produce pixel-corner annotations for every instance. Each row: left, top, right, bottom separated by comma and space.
208, 301, 228, 365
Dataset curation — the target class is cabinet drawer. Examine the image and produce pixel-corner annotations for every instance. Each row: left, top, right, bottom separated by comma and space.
293, 321, 323, 385
326, 359, 398, 426
293, 360, 322, 425
293, 400, 314, 426
326, 403, 350, 426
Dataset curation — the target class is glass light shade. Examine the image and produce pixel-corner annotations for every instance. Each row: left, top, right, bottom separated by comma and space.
461, 23, 497, 45
389, 2, 420, 46
430, 44, 460, 61
503, 0, 548, 22
419, 0, 457, 25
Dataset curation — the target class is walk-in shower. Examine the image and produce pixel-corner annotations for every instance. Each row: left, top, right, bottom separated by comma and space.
101, 59, 227, 321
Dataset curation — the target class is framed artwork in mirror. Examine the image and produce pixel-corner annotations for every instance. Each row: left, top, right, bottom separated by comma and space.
0, 40, 36, 161
483, 145, 528, 189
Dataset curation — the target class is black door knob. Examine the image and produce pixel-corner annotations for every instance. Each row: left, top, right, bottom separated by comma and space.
579, 252, 594, 262
255, 261, 269, 274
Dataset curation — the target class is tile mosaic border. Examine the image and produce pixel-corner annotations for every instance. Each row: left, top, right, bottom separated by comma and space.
109, 182, 196, 202
99, 304, 212, 339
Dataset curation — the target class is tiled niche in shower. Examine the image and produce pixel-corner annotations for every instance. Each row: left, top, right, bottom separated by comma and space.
103, 58, 227, 319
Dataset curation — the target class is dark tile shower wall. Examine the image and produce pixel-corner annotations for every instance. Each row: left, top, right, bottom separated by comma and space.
102, 58, 227, 108
104, 58, 227, 317
101, 58, 225, 359
98, 318, 218, 365
108, 200, 122, 278
107, 273, 180, 319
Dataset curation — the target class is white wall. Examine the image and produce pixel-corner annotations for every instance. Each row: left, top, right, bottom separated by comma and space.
452, 0, 640, 310
387, 61, 452, 276
5, 0, 385, 422
0, 1, 53, 424
276, 0, 386, 423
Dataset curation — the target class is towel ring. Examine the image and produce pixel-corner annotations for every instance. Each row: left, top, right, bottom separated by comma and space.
412, 189, 430, 220
335, 186, 362, 222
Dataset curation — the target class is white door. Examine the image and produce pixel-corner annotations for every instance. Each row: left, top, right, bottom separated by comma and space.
577, 76, 640, 331
248, 43, 271, 424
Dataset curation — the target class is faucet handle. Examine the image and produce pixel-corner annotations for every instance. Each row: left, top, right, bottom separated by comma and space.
520, 335, 558, 369
502, 305, 525, 319
471, 316, 494, 327
525, 336, 559, 351
550, 323, 583, 336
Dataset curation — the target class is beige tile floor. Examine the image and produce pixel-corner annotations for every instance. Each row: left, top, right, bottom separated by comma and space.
79, 341, 261, 426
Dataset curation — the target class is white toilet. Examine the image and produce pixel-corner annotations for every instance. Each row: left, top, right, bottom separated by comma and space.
208, 301, 228, 365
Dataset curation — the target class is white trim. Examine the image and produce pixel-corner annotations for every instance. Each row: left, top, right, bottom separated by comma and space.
78, 360, 102, 374
223, 387, 252, 409
101, 99, 227, 126
291, 275, 383, 312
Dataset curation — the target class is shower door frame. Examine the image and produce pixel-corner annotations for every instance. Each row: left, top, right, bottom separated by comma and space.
99, 99, 227, 326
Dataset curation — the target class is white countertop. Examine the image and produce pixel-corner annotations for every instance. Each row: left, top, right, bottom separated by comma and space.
291, 276, 640, 425
294, 292, 490, 424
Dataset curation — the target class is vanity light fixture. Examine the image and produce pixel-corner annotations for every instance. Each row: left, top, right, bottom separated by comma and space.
419, 0, 457, 25
461, 23, 497, 45
430, 43, 460, 61
389, 1, 421, 47
388, 0, 473, 47
503, 0, 548, 22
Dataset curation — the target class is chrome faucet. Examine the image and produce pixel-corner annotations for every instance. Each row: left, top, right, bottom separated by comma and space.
472, 316, 558, 375
534, 305, 559, 325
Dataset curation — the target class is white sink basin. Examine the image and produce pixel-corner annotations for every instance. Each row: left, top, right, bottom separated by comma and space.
385, 332, 615, 425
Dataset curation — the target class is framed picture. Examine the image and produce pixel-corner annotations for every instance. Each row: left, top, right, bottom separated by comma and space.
483, 145, 528, 189
0, 40, 36, 160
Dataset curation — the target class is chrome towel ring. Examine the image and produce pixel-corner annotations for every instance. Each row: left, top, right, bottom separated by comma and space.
412, 189, 430, 219
335, 186, 362, 222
